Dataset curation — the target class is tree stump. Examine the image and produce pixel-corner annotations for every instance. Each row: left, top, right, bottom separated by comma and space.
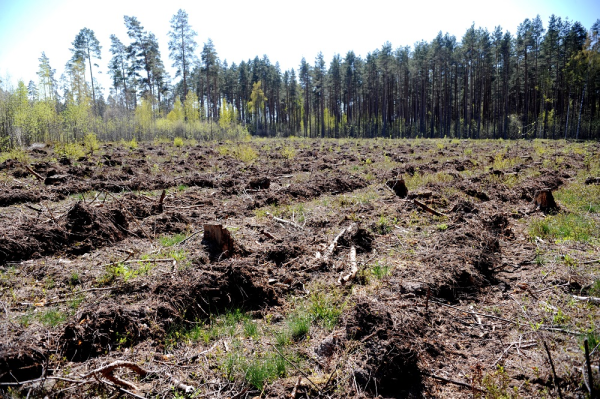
386, 179, 408, 198
203, 224, 234, 256
533, 189, 558, 212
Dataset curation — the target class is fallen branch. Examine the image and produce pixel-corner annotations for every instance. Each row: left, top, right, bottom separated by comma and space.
324, 224, 355, 261
290, 376, 302, 398
431, 299, 517, 325
338, 246, 358, 285
176, 229, 204, 246
83, 361, 147, 391
573, 295, 600, 304
266, 211, 304, 230
423, 372, 485, 393
413, 199, 447, 217
24, 164, 44, 181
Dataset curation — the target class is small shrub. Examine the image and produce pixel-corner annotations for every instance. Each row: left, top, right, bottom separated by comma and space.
0, 147, 30, 164
55, 142, 85, 160
173, 137, 184, 147
309, 291, 344, 329
83, 133, 100, 154
280, 145, 296, 160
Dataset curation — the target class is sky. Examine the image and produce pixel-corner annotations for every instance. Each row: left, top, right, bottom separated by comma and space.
0, 0, 599, 96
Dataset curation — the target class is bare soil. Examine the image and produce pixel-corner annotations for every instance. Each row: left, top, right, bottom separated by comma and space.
1, 138, 599, 398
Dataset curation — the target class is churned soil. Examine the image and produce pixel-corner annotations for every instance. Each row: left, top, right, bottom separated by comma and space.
1, 138, 599, 398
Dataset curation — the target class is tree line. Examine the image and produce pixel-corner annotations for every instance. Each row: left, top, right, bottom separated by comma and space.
1, 11, 600, 149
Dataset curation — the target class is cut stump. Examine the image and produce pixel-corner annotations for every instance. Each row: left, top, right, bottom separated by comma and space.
203, 224, 234, 256
386, 179, 408, 198
533, 189, 558, 212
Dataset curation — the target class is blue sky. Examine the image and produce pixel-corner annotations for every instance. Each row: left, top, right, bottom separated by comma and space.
0, 0, 598, 95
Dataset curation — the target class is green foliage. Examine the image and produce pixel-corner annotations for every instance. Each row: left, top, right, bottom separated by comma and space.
373, 214, 396, 235
371, 261, 392, 279
280, 145, 296, 160
529, 213, 598, 242
55, 142, 85, 160
39, 308, 68, 327
287, 313, 310, 341
160, 233, 186, 247
244, 353, 287, 390
173, 137, 184, 147
218, 143, 258, 163
309, 291, 344, 329
83, 133, 99, 154
480, 365, 519, 399
0, 148, 30, 164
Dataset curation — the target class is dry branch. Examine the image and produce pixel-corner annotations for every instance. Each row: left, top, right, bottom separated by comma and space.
338, 246, 358, 285
24, 164, 43, 181
324, 223, 355, 261
413, 199, 447, 217
573, 295, 600, 304
290, 376, 302, 398
83, 361, 147, 391
266, 211, 303, 229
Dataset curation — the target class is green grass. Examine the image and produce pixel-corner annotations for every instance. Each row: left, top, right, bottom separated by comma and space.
308, 291, 344, 330
373, 214, 396, 235
529, 212, 598, 243
287, 313, 310, 341
371, 261, 392, 279
244, 353, 287, 390
160, 233, 186, 247
555, 184, 600, 214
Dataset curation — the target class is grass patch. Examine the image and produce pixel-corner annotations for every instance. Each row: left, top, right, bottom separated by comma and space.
160, 233, 186, 247
309, 291, 344, 329
371, 261, 392, 279
245, 353, 287, 390
529, 212, 598, 242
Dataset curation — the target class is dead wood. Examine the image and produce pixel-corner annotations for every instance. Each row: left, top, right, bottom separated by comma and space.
83, 361, 147, 391
290, 376, 302, 398
24, 164, 43, 181
338, 246, 358, 285
266, 211, 303, 229
423, 372, 485, 393
413, 199, 447, 217
324, 223, 356, 261
203, 224, 234, 255
533, 189, 558, 212
386, 178, 408, 198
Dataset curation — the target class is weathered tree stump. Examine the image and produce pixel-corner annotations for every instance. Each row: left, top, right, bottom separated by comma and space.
533, 189, 558, 212
203, 224, 234, 255
386, 178, 408, 198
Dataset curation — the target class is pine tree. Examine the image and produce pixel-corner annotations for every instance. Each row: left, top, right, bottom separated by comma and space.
168, 9, 198, 100
70, 28, 101, 113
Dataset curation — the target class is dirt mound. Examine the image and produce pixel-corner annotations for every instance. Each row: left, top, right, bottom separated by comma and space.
346, 301, 393, 340
0, 338, 46, 383
286, 174, 366, 199
155, 261, 279, 321
0, 189, 46, 207
354, 340, 422, 398
61, 301, 172, 362
0, 202, 129, 263
65, 202, 128, 254
422, 220, 502, 301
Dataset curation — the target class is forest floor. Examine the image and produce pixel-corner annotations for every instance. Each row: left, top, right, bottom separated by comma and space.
1, 137, 599, 398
